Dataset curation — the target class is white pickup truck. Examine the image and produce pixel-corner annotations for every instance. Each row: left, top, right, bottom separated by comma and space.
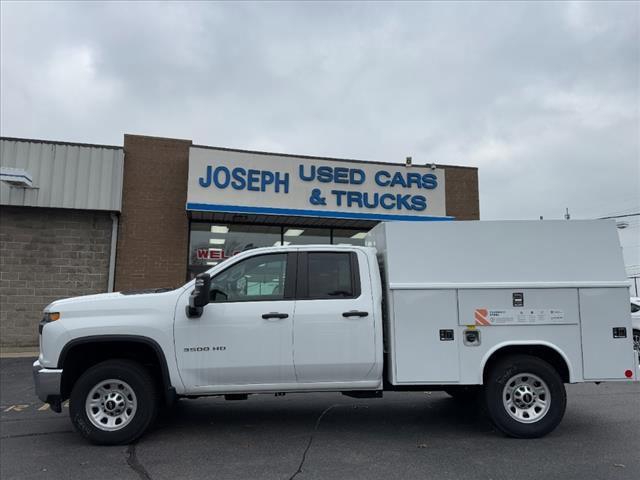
33, 220, 637, 445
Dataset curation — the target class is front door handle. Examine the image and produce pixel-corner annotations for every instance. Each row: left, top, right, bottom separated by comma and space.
342, 310, 369, 318
262, 312, 289, 320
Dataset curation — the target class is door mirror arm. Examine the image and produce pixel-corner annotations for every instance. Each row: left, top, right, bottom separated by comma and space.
210, 288, 228, 303
187, 273, 211, 318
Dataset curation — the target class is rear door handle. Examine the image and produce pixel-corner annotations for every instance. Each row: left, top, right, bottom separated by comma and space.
262, 312, 289, 320
342, 310, 369, 318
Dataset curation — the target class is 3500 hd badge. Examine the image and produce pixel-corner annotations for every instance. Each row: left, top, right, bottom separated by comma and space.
183, 346, 227, 352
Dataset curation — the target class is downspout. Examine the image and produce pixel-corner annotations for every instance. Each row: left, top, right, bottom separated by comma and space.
108, 213, 119, 292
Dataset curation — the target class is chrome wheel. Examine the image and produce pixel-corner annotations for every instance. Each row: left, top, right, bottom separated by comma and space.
85, 379, 138, 431
502, 373, 550, 424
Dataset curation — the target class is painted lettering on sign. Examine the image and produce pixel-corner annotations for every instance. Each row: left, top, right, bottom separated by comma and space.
198, 166, 290, 193
196, 164, 439, 212
187, 147, 449, 220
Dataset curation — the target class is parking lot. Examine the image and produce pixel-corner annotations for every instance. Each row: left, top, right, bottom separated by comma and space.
1, 357, 638, 480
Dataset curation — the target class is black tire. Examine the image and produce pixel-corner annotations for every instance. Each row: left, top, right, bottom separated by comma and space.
443, 386, 482, 402
69, 360, 158, 445
484, 354, 566, 438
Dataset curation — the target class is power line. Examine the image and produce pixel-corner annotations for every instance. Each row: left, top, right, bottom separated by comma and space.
598, 212, 640, 220
597, 206, 640, 217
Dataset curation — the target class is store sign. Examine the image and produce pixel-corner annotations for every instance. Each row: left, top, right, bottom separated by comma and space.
187, 147, 449, 221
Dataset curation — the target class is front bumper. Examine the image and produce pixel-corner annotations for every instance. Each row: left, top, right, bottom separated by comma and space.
32, 360, 63, 412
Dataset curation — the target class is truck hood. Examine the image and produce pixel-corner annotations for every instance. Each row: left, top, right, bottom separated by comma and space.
41, 288, 183, 346
45, 288, 178, 312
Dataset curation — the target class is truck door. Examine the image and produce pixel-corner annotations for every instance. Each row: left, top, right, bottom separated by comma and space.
292, 250, 377, 383
174, 252, 297, 391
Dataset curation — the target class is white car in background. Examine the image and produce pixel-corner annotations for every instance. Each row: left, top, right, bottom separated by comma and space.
632, 297, 640, 362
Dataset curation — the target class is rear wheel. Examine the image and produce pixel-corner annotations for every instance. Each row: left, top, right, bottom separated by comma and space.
70, 360, 158, 445
484, 355, 566, 438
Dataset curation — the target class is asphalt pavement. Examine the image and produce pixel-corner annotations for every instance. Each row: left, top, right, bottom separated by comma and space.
1, 357, 638, 480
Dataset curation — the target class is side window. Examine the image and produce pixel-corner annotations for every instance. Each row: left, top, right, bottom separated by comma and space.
210, 254, 287, 303
632, 302, 640, 314
306, 252, 359, 299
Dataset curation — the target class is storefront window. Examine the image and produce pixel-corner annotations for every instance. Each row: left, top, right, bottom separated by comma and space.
280, 227, 330, 246
188, 223, 281, 279
188, 222, 372, 280
332, 228, 368, 246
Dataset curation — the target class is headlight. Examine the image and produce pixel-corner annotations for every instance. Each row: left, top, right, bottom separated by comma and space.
39, 312, 60, 334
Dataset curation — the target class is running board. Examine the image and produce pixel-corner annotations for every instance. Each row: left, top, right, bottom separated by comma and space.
341, 390, 383, 399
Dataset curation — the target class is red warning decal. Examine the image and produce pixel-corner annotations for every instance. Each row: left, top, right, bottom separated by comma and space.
474, 308, 491, 326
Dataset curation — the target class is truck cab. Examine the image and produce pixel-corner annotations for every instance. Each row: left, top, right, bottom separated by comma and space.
174, 246, 383, 392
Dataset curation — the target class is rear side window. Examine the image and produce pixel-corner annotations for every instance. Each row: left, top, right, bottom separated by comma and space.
306, 252, 359, 299
632, 302, 640, 314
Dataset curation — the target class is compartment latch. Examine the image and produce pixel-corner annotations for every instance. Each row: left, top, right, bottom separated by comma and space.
612, 327, 627, 339
439, 329, 454, 341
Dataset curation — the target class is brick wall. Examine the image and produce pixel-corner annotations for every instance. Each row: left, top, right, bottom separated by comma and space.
444, 166, 480, 220
0, 206, 112, 347
114, 135, 192, 291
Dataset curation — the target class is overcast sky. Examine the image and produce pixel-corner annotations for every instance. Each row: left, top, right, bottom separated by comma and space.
1, 1, 638, 266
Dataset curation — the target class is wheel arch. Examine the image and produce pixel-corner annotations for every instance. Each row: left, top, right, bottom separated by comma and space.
481, 341, 574, 384
58, 335, 175, 404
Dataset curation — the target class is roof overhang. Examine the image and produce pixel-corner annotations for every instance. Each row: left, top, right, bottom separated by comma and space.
0, 167, 34, 188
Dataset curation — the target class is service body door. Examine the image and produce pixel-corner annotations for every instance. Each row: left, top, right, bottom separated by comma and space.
579, 287, 635, 380
293, 250, 377, 383
391, 289, 460, 383
174, 252, 297, 391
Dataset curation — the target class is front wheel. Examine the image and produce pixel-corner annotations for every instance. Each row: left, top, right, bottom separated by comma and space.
484, 355, 566, 438
70, 360, 158, 445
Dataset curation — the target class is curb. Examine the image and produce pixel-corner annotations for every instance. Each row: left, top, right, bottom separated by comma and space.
0, 350, 39, 359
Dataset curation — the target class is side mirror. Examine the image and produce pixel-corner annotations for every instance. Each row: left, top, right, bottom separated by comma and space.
187, 273, 211, 317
